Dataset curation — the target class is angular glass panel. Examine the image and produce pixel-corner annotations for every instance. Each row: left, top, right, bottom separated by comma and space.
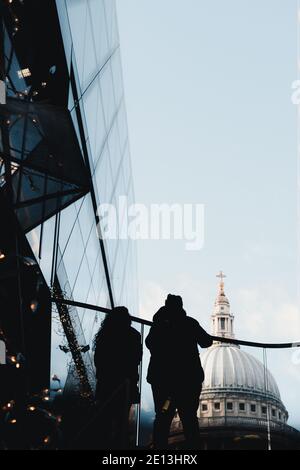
82, 78, 105, 166
76, 194, 95, 247
108, 117, 122, 181
117, 99, 128, 153
38, 216, 56, 285
81, 6, 98, 91
91, 259, 107, 306
88, 0, 109, 70
110, 49, 124, 108
26, 225, 41, 260
99, 62, 116, 130
72, 252, 93, 303
103, 0, 119, 53
58, 201, 78, 254
66, 0, 87, 90
93, 142, 114, 203
58, 219, 85, 291
85, 226, 101, 275
122, 144, 133, 193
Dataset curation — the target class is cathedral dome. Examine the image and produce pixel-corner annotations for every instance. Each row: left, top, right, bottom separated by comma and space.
196, 271, 288, 426
200, 344, 281, 401
201, 272, 282, 403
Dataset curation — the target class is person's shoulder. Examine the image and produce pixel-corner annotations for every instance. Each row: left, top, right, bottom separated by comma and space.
129, 326, 141, 340
186, 316, 200, 327
153, 306, 167, 323
186, 316, 211, 340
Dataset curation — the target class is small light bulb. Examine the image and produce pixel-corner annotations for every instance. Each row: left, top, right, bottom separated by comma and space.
10, 419, 17, 424
43, 436, 50, 444
10, 356, 16, 363
28, 406, 35, 411
30, 300, 38, 312
16, 363, 20, 369
0, 251, 5, 260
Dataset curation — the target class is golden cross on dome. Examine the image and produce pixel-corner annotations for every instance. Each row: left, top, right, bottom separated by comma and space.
216, 270, 226, 282
216, 270, 226, 293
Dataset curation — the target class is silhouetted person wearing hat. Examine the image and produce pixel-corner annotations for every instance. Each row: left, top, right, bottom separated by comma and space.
94, 306, 142, 449
146, 294, 212, 449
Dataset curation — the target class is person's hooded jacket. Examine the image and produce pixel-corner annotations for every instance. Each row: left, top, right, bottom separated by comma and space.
146, 295, 213, 391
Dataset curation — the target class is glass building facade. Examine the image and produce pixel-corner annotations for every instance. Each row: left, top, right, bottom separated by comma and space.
0, 0, 138, 397
1, 1, 300, 451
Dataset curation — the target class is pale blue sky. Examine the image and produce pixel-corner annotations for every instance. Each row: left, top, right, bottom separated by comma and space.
116, 0, 300, 428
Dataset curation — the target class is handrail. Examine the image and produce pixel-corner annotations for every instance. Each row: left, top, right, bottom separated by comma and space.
52, 297, 153, 326
51, 297, 300, 349
212, 336, 300, 349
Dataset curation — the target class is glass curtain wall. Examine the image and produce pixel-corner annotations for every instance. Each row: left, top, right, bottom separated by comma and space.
24, 0, 138, 391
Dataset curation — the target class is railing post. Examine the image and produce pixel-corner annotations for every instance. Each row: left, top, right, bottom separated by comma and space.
135, 323, 144, 448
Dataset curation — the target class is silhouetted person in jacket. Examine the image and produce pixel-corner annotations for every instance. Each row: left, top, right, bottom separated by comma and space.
94, 306, 142, 449
146, 294, 212, 449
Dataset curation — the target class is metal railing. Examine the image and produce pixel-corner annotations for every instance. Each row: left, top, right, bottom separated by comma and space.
52, 297, 300, 349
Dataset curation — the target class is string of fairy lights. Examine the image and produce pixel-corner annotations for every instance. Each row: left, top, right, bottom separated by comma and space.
51, 285, 94, 402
